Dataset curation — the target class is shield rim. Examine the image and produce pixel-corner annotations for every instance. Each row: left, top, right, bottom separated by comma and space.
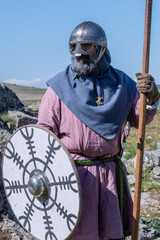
2, 124, 82, 240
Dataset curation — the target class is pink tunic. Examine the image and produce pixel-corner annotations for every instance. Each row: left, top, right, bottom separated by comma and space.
37, 87, 156, 240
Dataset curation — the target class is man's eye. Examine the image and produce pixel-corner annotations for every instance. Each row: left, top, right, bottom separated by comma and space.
70, 43, 76, 51
81, 43, 92, 52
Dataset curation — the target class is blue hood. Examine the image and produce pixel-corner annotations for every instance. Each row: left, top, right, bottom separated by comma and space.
47, 49, 137, 139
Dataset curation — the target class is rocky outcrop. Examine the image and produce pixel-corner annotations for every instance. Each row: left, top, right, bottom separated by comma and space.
0, 84, 24, 112
24, 102, 40, 117
0, 84, 39, 153
0, 86, 39, 239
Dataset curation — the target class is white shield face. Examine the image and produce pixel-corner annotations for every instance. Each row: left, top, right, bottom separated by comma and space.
2, 125, 81, 240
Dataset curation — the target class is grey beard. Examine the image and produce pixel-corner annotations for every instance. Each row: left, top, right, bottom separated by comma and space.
73, 56, 97, 75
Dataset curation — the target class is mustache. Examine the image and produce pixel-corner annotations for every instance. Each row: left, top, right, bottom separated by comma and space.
76, 55, 90, 61
73, 55, 97, 75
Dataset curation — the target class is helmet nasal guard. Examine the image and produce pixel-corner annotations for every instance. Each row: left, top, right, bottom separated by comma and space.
69, 21, 107, 60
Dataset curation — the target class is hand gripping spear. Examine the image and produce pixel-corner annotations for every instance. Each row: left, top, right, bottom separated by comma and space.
132, 0, 153, 239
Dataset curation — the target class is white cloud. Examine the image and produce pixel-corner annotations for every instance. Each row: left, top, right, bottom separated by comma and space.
4, 78, 42, 87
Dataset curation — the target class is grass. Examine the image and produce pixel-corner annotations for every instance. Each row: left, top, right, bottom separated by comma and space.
0, 230, 12, 240
128, 160, 160, 192
129, 169, 160, 192
125, 108, 160, 192
124, 108, 160, 158
141, 180, 160, 192
0, 114, 13, 123
127, 109, 160, 232
22, 98, 42, 106
0, 113, 16, 130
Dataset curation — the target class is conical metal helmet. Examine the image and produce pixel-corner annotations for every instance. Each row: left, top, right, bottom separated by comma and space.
69, 21, 107, 56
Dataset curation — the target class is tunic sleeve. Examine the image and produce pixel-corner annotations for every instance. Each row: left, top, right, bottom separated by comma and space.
37, 87, 61, 137
127, 91, 157, 128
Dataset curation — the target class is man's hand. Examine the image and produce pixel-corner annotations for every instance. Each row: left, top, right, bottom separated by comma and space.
136, 73, 160, 103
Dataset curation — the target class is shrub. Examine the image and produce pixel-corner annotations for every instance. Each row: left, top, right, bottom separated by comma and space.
0, 114, 13, 123
147, 219, 160, 238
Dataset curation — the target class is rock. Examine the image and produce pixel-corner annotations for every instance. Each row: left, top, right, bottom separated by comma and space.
0, 215, 38, 240
127, 174, 135, 185
0, 129, 11, 152
0, 84, 24, 112
152, 167, 160, 180
125, 222, 157, 240
0, 117, 10, 131
24, 102, 40, 117
143, 163, 154, 171
143, 150, 160, 167
0, 118, 11, 152
123, 156, 136, 174
7, 110, 38, 129
157, 142, 160, 150
147, 228, 156, 239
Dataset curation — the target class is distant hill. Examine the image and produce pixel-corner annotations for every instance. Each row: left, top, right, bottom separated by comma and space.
1, 83, 47, 106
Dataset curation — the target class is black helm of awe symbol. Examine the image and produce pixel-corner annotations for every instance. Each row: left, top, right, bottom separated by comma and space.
69, 21, 107, 60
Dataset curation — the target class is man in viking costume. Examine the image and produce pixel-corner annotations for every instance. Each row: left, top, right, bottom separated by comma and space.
37, 21, 159, 240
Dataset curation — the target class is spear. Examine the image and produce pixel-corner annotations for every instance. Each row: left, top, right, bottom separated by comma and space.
132, 0, 153, 239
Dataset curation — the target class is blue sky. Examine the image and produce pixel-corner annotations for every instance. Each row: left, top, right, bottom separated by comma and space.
0, 0, 160, 88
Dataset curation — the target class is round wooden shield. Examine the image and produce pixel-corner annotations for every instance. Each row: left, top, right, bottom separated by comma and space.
2, 125, 82, 240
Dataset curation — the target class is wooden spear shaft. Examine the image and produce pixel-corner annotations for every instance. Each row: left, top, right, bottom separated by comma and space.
132, 1, 153, 239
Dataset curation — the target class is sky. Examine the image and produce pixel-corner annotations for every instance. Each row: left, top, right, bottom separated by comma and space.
0, 0, 160, 89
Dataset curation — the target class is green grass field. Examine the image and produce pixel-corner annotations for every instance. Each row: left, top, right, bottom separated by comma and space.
125, 108, 160, 159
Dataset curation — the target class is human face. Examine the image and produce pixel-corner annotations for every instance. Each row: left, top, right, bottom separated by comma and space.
73, 46, 97, 75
